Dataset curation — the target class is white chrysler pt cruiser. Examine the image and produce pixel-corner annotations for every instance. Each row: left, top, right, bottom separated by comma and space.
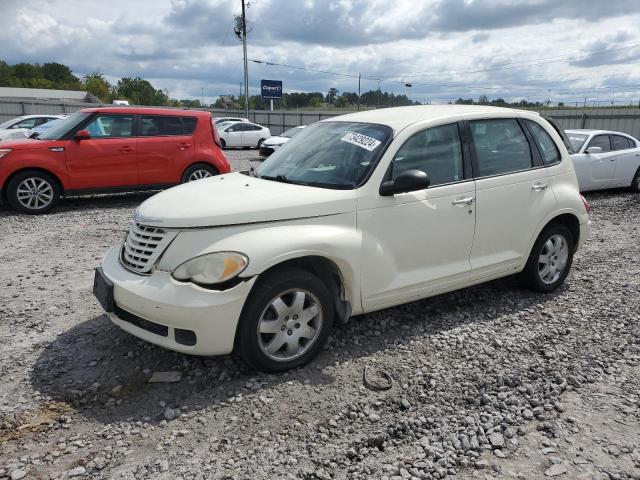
94, 106, 591, 372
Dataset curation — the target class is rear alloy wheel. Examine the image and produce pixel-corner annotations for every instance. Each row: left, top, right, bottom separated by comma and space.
520, 224, 574, 293
236, 266, 334, 372
7, 170, 60, 214
181, 164, 218, 183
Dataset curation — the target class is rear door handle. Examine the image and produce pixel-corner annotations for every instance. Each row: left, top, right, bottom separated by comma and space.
452, 196, 474, 206
532, 182, 548, 191
120, 146, 134, 153
178, 143, 191, 150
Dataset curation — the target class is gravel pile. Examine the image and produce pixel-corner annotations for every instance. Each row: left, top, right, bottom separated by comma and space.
0, 152, 638, 479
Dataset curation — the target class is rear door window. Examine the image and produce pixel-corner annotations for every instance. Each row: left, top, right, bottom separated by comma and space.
139, 115, 191, 136
524, 120, 561, 165
587, 135, 611, 152
182, 117, 197, 134
470, 119, 533, 177
611, 135, 632, 151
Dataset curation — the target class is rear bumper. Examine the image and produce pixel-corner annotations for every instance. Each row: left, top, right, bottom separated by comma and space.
101, 243, 256, 356
577, 219, 591, 252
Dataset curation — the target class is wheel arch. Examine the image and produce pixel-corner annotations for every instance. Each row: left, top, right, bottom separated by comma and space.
248, 255, 352, 325
180, 162, 219, 182
2, 167, 64, 202
540, 213, 581, 252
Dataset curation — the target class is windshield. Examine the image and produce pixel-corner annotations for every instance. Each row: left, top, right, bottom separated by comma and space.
567, 133, 589, 152
0, 118, 18, 129
256, 121, 392, 189
38, 112, 91, 140
281, 127, 304, 138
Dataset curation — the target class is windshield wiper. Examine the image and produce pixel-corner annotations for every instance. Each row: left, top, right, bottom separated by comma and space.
259, 174, 294, 184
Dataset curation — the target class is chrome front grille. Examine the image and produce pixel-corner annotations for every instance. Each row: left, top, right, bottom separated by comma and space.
120, 223, 176, 274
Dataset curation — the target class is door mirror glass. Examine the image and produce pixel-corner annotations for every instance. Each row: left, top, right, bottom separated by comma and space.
74, 129, 91, 140
380, 169, 430, 196
585, 146, 602, 154
227, 128, 234, 132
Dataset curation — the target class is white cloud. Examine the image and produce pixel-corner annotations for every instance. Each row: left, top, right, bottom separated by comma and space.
0, 0, 639, 105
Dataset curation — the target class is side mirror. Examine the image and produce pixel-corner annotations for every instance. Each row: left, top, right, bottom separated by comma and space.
380, 169, 430, 196
227, 128, 235, 132
585, 146, 602, 154
74, 129, 91, 140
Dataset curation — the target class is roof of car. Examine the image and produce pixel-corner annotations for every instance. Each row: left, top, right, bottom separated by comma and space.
565, 129, 631, 136
79, 107, 212, 117
323, 105, 536, 131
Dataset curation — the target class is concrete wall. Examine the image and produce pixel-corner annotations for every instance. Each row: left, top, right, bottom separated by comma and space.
3, 100, 640, 139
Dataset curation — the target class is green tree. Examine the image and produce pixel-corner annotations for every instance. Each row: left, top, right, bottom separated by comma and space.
42, 62, 80, 86
335, 96, 347, 108
116, 77, 168, 105
84, 73, 112, 102
326, 87, 339, 104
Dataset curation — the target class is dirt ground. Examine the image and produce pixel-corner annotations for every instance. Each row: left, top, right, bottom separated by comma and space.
0, 151, 638, 479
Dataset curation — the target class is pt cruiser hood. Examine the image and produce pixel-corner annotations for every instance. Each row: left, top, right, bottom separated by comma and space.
135, 172, 357, 228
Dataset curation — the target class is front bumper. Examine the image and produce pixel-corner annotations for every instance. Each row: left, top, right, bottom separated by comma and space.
100, 243, 256, 356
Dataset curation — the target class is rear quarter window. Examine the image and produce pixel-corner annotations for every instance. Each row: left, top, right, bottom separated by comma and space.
524, 120, 561, 165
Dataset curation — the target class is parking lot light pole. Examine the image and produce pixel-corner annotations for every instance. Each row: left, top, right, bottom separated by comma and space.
241, 0, 249, 118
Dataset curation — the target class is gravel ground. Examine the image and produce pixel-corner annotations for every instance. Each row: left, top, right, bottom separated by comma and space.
0, 150, 638, 480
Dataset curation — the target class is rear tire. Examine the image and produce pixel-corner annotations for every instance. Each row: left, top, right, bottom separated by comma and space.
519, 224, 574, 293
181, 164, 218, 183
257, 138, 265, 149
6, 170, 61, 214
236, 267, 334, 372
631, 167, 640, 193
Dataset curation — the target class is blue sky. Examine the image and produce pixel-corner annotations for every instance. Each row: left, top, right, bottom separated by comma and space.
1, 0, 640, 105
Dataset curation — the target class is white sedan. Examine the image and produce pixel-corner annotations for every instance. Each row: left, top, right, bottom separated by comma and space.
218, 121, 271, 149
567, 129, 640, 193
259, 126, 306, 156
0, 114, 66, 141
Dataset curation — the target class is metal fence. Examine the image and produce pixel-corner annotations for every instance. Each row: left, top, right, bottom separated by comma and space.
209, 107, 640, 138
2, 99, 640, 139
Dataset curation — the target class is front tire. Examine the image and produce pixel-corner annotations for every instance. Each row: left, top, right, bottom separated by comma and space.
519, 224, 574, 293
236, 267, 334, 372
257, 138, 265, 149
6, 170, 61, 214
181, 164, 218, 183
220, 138, 226, 149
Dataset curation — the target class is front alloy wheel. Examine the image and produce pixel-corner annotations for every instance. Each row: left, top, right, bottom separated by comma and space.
237, 266, 334, 372
257, 289, 323, 361
7, 170, 61, 214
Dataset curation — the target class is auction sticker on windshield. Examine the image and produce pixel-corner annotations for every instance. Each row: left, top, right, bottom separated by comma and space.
340, 132, 382, 151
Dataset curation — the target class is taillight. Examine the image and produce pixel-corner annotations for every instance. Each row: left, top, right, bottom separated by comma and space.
211, 118, 222, 148
580, 194, 591, 213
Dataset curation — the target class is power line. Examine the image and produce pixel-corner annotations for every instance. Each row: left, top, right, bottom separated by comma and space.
375, 41, 640, 78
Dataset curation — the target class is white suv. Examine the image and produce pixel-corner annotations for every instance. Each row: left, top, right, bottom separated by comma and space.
94, 106, 590, 372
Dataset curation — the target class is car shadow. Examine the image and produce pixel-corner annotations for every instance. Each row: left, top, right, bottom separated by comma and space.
29, 276, 566, 426
0, 191, 157, 219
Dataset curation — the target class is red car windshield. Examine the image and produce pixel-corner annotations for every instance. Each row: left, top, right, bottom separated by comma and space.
38, 112, 91, 140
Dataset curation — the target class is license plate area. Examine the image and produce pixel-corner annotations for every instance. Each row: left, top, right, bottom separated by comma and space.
93, 267, 114, 312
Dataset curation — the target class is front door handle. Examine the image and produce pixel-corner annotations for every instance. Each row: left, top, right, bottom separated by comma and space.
120, 146, 134, 153
452, 196, 474, 206
532, 182, 548, 191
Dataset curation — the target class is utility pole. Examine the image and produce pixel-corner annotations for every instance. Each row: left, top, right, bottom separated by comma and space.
357, 73, 361, 111
241, 0, 249, 118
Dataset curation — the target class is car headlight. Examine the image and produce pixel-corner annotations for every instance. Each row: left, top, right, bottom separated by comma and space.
172, 252, 248, 285
0, 149, 12, 159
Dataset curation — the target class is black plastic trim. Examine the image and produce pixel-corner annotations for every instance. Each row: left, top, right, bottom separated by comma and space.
114, 305, 169, 337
